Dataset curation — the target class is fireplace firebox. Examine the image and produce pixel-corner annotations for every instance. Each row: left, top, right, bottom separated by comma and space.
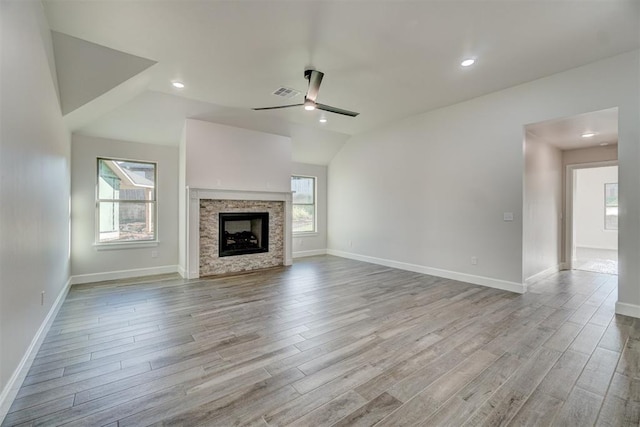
219, 212, 269, 257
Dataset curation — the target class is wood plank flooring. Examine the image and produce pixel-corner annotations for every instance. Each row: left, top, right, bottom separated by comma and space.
3, 255, 638, 426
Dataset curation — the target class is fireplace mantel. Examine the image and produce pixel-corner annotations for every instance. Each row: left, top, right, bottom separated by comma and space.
185, 187, 293, 278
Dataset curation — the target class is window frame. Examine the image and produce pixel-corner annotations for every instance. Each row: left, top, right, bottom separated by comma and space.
291, 175, 317, 235
95, 157, 159, 248
604, 182, 618, 231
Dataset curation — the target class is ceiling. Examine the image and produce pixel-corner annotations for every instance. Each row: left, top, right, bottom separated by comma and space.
43, 0, 640, 164
526, 107, 619, 151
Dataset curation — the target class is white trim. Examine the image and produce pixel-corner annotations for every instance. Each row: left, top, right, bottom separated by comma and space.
327, 249, 525, 294
292, 174, 318, 235
0, 277, 72, 422
293, 249, 327, 259
71, 265, 178, 285
293, 232, 319, 237
525, 264, 563, 285
94, 241, 159, 250
574, 244, 618, 251
177, 265, 187, 278
95, 157, 159, 246
615, 301, 640, 319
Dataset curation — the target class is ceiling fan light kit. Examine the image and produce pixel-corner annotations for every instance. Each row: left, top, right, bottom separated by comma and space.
304, 99, 316, 111
253, 69, 359, 117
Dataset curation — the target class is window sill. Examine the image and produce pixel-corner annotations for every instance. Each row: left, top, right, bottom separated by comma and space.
94, 241, 159, 251
293, 232, 319, 237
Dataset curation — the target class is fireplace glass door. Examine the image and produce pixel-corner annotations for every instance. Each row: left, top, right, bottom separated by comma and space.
219, 212, 269, 257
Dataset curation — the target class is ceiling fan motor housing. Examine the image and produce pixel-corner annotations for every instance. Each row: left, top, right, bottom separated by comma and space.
253, 68, 358, 117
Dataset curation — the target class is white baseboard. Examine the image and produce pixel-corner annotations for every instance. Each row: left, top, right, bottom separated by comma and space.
575, 245, 618, 251
0, 276, 72, 422
71, 265, 178, 285
327, 249, 525, 294
615, 302, 640, 319
177, 265, 187, 278
525, 264, 562, 285
293, 249, 327, 259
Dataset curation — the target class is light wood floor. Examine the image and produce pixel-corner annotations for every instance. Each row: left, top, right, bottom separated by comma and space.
3, 255, 638, 426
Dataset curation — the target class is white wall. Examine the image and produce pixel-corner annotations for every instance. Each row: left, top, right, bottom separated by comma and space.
575, 166, 618, 250
184, 119, 291, 192
71, 135, 179, 279
292, 163, 328, 257
328, 50, 639, 305
563, 144, 618, 166
0, 0, 71, 411
523, 135, 563, 280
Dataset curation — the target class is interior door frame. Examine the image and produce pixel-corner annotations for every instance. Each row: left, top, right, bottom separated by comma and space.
564, 160, 619, 270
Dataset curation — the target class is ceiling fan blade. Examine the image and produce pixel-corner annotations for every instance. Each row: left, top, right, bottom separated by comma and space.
252, 103, 303, 111
316, 103, 359, 117
305, 70, 324, 103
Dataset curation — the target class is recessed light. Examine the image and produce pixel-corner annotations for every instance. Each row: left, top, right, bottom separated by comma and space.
319, 118, 327, 123
461, 58, 475, 67
172, 81, 185, 89
581, 132, 596, 138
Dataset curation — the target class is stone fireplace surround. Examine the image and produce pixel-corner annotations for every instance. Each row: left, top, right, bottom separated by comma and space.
185, 188, 292, 278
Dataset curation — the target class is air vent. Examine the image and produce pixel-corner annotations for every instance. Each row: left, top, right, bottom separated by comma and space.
272, 87, 301, 99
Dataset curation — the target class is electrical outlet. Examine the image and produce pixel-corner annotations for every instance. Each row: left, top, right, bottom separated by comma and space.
471, 256, 478, 265
41, 291, 45, 306
151, 250, 158, 258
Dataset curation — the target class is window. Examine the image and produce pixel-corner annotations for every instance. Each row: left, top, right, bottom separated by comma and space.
97, 158, 157, 243
291, 175, 316, 233
605, 182, 618, 230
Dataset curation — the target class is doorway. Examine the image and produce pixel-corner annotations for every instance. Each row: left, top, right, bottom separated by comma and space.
571, 165, 618, 274
523, 107, 618, 283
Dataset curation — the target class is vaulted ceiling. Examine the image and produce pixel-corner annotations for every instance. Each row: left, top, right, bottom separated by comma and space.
43, 0, 640, 164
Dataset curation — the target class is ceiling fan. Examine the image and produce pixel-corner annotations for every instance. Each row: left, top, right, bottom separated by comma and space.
253, 69, 359, 117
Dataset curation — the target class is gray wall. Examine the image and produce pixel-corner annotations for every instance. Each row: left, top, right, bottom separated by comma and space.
0, 0, 71, 402
71, 134, 179, 279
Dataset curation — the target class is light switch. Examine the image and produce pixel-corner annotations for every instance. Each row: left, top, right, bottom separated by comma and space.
503, 212, 514, 221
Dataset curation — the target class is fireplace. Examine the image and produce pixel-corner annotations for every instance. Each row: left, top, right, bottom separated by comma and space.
219, 212, 269, 257
188, 189, 291, 278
